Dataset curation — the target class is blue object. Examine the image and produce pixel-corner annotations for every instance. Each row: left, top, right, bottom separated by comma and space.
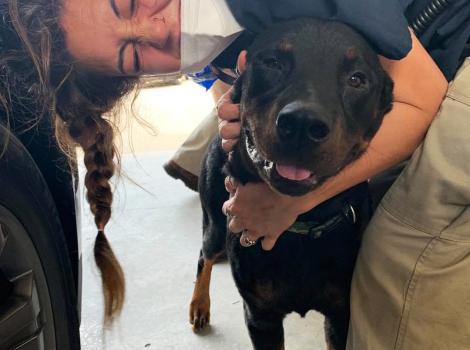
187, 66, 217, 90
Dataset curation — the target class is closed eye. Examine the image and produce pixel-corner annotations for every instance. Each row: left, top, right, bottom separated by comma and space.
110, 0, 137, 19
118, 41, 141, 75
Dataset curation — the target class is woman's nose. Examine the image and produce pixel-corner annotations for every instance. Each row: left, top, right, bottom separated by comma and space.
131, 16, 170, 47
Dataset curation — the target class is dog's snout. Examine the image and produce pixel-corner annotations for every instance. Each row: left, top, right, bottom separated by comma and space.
276, 102, 331, 143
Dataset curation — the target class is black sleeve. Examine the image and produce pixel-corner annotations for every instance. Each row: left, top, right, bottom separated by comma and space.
226, 0, 413, 59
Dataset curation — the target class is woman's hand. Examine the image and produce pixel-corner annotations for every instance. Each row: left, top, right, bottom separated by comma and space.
217, 51, 247, 152
222, 177, 313, 251
217, 90, 241, 152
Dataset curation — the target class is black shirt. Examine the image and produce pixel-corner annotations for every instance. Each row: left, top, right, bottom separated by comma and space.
220, 0, 470, 81
405, 0, 470, 80
226, 0, 412, 60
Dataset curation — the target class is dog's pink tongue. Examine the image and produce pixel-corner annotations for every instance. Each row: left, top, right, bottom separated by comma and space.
275, 164, 312, 181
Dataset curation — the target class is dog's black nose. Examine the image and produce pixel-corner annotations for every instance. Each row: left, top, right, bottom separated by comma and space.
276, 102, 331, 143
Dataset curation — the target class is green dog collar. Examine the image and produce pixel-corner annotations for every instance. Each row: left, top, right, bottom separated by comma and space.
286, 204, 357, 239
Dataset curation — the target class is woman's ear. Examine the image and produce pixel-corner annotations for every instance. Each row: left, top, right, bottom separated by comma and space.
236, 50, 248, 73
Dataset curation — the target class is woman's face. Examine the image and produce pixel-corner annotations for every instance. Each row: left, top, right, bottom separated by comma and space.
60, 0, 181, 75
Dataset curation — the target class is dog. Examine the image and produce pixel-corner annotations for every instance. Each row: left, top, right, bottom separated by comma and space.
189, 18, 393, 350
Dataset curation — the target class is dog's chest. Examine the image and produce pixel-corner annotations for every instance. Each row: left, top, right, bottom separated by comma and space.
227, 221, 359, 313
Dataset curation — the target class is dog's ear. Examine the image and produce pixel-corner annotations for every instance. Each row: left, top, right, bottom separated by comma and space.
231, 73, 245, 104
379, 73, 394, 115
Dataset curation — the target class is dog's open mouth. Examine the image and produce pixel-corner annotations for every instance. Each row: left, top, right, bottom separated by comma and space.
244, 128, 319, 194
275, 164, 313, 181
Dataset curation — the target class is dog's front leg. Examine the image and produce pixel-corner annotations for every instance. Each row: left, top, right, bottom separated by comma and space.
189, 251, 223, 332
189, 253, 214, 331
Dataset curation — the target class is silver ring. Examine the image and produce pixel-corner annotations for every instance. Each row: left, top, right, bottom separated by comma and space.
239, 231, 257, 248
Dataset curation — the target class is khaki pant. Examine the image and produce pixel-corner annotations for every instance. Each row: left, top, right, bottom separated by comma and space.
347, 59, 470, 350
170, 79, 229, 176
170, 108, 218, 176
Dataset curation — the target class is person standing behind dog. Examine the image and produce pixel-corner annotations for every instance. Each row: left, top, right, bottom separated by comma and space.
347, 2, 470, 349
217, 1, 470, 349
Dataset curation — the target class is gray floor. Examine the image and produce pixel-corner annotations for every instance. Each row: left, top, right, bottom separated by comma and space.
79, 151, 326, 350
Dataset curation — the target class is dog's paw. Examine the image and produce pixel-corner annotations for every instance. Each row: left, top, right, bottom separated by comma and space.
189, 297, 211, 332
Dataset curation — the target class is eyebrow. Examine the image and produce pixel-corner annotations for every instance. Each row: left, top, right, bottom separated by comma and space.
110, 0, 136, 18
118, 42, 141, 75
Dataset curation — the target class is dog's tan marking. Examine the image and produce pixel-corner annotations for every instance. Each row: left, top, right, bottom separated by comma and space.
189, 255, 221, 332
345, 47, 358, 60
278, 40, 293, 52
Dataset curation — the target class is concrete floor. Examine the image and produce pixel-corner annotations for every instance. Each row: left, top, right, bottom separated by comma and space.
78, 81, 327, 349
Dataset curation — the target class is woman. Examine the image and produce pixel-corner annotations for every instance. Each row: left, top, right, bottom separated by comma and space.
0, 0, 139, 323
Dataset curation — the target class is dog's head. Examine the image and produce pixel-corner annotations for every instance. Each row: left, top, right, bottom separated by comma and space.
234, 18, 393, 196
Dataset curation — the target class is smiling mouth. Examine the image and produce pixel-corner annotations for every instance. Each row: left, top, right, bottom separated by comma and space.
243, 130, 319, 186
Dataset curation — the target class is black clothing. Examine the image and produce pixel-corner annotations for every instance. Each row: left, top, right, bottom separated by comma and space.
405, 0, 470, 80
226, 0, 413, 60
212, 31, 256, 70
219, 0, 469, 80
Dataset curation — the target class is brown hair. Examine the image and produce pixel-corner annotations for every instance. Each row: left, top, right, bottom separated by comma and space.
2, 0, 138, 323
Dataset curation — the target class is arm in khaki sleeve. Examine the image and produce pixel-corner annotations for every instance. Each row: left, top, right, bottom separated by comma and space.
297, 30, 449, 213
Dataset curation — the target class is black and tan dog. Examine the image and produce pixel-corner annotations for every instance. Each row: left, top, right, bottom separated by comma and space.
189, 18, 393, 350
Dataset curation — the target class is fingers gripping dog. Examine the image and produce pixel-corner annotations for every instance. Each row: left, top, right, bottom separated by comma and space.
190, 18, 393, 350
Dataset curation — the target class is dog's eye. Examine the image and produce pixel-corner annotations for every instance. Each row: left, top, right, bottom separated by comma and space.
262, 57, 283, 70
348, 72, 367, 88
